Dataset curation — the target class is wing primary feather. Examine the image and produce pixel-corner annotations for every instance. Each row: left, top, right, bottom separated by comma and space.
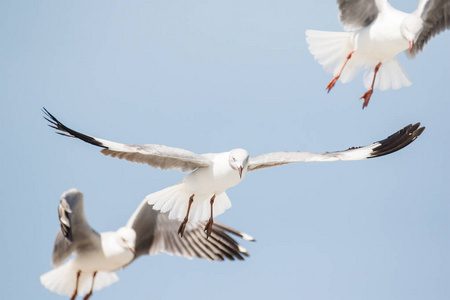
182, 232, 205, 259
42, 108, 106, 149
369, 123, 425, 158
184, 231, 215, 261
208, 234, 245, 260
205, 236, 237, 261
210, 222, 256, 242
208, 227, 246, 254
197, 235, 226, 261
191, 230, 221, 260
57, 197, 73, 241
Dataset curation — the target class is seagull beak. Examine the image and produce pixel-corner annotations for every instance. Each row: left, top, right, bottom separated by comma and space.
409, 40, 414, 53
238, 166, 243, 179
130, 247, 136, 256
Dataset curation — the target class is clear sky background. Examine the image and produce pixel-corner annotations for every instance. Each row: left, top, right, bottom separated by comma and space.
1, 1, 450, 299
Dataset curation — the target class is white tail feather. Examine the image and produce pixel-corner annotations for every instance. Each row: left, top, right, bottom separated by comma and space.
363, 58, 412, 90
306, 30, 362, 82
40, 261, 119, 297
146, 183, 232, 222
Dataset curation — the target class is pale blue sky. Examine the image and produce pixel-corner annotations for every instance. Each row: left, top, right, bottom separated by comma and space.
1, 1, 450, 299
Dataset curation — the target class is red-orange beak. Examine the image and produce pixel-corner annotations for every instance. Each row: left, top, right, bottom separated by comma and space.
238, 166, 243, 179
409, 40, 414, 53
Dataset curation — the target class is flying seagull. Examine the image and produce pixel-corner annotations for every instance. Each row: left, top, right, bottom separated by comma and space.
43, 108, 425, 238
40, 189, 254, 300
306, 0, 450, 108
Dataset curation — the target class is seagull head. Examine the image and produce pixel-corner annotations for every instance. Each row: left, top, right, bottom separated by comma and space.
116, 227, 136, 256
229, 149, 249, 179
401, 15, 423, 53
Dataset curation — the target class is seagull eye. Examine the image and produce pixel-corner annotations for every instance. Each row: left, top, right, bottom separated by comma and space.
232, 158, 236, 162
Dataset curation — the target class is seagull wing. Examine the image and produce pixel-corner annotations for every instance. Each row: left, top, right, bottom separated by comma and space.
51, 189, 100, 266
409, 0, 450, 57
337, 0, 379, 31
248, 123, 424, 172
126, 199, 254, 262
43, 108, 212, 172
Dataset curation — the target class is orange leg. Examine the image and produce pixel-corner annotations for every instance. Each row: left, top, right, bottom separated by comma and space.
204, 195, 216, 239
326, 51, 355, 93
71, 270, 81, 300
360, 62, 382, 109
178, 194, 195, 238
83, 271, 97, 300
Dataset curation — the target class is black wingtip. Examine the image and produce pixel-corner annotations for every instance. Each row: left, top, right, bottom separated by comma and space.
42, 107, 106, 149
369, 123, 425, 158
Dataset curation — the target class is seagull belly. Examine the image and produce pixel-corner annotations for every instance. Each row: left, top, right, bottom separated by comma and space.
72, 251, 113, 272
185, 164, 242, 195
356, 12, 409, 62
72, 233, 133, 272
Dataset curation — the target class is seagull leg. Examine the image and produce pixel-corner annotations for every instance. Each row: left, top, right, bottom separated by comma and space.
178, 194, 195, 238
360, 62, 382, 109
204, 195, 216, 239
71, 270, 81, 300
326, 51, 354, 93
83, 271, 97, 300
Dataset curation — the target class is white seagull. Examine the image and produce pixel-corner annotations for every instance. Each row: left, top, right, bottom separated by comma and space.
306, 0, 450, 108
40, 189, 254, 300
43, 108, 424, 238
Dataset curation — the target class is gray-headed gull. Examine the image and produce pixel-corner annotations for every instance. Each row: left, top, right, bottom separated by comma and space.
306, 0, 450, 108
40, 189, 254, 300
43, 108, 425, 238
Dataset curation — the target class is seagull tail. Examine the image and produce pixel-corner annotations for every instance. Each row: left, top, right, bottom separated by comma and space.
40, 261, 119, 297
363, 58, 412, 91
305, 30, 361, 82
146, 183, 232, 222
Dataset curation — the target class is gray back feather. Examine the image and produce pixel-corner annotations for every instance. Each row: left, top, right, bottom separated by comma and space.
337, 0, 379, 30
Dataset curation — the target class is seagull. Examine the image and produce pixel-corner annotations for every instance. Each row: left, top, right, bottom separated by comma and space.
306, 0, 450, 108
40, 189, 254, 300
43, 108, 425, 238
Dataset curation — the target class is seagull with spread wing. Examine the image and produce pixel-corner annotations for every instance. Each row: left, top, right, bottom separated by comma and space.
40, 189, 254, 300
43, 108, 424, 238
306, 0, 450, 108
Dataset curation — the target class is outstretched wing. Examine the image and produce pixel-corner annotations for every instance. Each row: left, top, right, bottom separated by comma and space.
337, 0, 379, 31
126, 199, 254, 262
409, 0, 450, 57
248, 123, 424, 172
43, 108, 212, 173
51, 189, 100, 266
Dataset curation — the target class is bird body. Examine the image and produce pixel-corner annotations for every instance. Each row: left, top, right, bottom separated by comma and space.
44, 109, 425, 237
148, 149, 249, 225
41, 189, 254, 299
355, 9, 410, 60
69, 230, 135, 273
185, 150, 248, 195
306, 0, 449, 107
